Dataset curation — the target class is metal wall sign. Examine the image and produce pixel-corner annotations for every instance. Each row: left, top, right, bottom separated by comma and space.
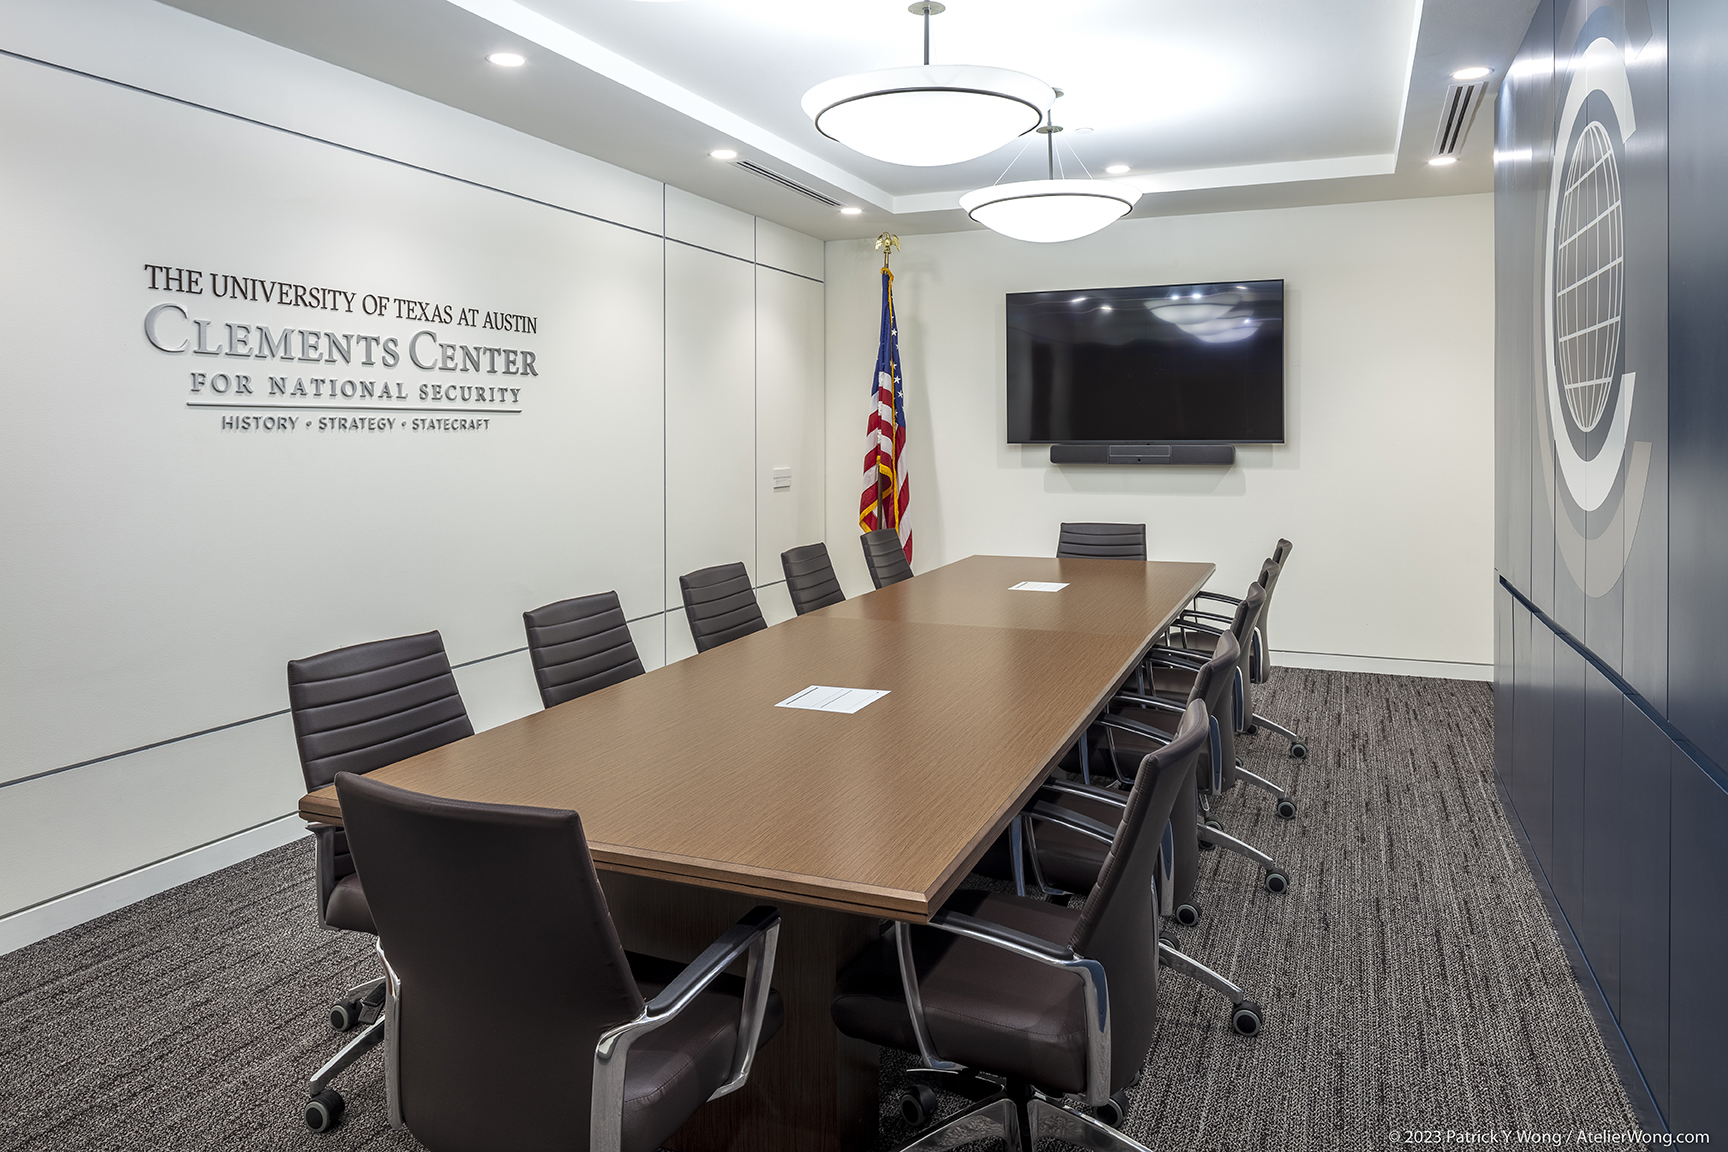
138, 262, 541, 433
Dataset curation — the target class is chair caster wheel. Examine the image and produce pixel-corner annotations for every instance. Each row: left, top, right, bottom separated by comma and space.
1093, 1089, 1131, 1128
1232, 1001, 1264, 1036
1289, 742, 1308, 760
304, 1088, 345, 1132
1265, 869, 1289, 895
1276, 798, 1297, 820
1199, 816, 1222, 851
1174, 902, 1201, 927
329, 1000, 361, 1032
1244, 723, 1259, 735
899, 1083, 940, 1129
1158, 932, 1180, 952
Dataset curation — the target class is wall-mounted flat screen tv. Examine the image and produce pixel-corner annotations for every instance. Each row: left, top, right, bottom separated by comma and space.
1006, 279, 1285, 444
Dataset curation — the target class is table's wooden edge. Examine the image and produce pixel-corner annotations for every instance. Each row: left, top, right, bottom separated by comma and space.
297, 792, 933, 919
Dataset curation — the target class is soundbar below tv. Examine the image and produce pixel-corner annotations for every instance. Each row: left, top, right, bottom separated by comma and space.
1006, 279, 1284, 460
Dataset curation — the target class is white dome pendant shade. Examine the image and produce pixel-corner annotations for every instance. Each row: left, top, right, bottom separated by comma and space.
801, 4, 1052, 167
959, 178, 1140, 243
802, 65, 1054, 167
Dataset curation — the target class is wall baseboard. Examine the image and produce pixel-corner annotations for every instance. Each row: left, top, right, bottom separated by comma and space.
1276, 649, 1493, 681
0, 814, 309, 956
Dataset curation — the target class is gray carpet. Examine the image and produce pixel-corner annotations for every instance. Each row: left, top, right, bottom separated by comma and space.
0, 669, 1639, 1151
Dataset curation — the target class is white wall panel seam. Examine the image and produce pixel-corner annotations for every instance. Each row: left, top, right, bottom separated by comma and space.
0, 47, 669, 242
666, 233, 823, 284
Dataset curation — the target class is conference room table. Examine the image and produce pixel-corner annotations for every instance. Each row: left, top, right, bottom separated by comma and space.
298, 553, 1213, 1152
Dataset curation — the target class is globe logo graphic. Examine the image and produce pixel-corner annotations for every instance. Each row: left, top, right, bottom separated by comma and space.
1553, 120, 1623, 433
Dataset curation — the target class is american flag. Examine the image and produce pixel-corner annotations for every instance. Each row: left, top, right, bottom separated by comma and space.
859, 265, 911, 561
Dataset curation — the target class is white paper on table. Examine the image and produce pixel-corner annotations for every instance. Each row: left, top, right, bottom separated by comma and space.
1009, 581, 1070, 592
775, 685, 891, 715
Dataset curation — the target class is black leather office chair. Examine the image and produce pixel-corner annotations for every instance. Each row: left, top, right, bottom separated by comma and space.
286, 630, 475, 1131
1162, 574, 1299, 818
1107, 631, 1287, 895
1056, 522, 1147, 561
1188, 542, 1305, 758
522, 591, 646, 708
781, 542, 846, 615
679, 563, 768, 653
333, 772, 784, 1152
1036, 632, 1275, 1035
860, 528, 912, 589
831, 703, 1207, 1149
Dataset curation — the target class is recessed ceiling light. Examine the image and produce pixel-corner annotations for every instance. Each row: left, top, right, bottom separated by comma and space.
709, 148, 738, 160
1105, 164, 1130, 175
1452, 66, 1493, 81
840, 207, 863, 215
487, 52, 526, 67
1429, 156, 1458, 166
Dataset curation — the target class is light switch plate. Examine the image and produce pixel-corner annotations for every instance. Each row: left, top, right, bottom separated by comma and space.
771, 467, 792, 490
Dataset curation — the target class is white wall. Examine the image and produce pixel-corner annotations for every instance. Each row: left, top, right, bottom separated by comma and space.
0, 0, 824, 943
824, 195, 1495, 675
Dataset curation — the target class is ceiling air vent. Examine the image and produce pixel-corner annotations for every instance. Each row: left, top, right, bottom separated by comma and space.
734, 160, 842, 207
1433, 81, 1489, 157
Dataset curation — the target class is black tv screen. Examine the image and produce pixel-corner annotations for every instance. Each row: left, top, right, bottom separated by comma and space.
1006, 279, 1285, 444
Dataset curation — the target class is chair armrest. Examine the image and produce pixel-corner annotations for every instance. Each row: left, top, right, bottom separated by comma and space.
1181, 608, 1235, 625
644, 905, 779, 1018
1195, 590, 1242, 606
1147, 646, 1207, 668
1111, 692, 1185, 717
1022, 800, 1117, 846
1092, 712, 1172, 746
592, 907, 782, 1151
1039, 780, 1128, 809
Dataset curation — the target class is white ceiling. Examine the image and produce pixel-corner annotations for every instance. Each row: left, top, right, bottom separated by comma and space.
158, 0, 1538, 240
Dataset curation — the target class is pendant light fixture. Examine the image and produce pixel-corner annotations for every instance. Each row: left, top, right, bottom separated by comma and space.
959, 108, 1141, 243
801, 3, 1053, 167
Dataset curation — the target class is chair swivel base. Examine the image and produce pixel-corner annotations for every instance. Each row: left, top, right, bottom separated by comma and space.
304, 991, 387, 1132
1158, 939, 1264, 1036
892, 1076, 1154, 1152
1196, 821, 1290, 894
1250, 712, 1307, 760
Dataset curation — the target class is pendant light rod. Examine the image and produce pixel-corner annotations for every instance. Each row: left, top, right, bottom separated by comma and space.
908, 2, 945, 65
1034, 90, 1066, 179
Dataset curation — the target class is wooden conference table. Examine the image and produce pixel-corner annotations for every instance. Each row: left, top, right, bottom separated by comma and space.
299, 554, 1212, 1152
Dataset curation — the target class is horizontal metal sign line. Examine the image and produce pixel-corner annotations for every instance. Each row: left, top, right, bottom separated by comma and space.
185, 402, 520, 415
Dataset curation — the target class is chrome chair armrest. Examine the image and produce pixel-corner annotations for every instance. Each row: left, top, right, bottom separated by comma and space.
1194, 590, 1242, 607
1111, 692, 1185, 716
1144, 646, 1207, 669
1039, 780, 1128, 809
1023, 800, 1118, 846
1093, 712, 1172, 746
1180, 608, 1235, 626
591, 907, 782, 1152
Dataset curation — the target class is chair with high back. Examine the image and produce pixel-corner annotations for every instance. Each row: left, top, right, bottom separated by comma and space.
522, 591, 646, 709
286, 630, 475, 1132
1160, 571, 1299, 818
860, 528, 912, 589
680, 563, 768, 653
830, 703, 1209, 1148
1035, 630, 1275, 1035
1056, 522, 1147, 561
1186, 541, 1305, 758
333, 772, 785, 1152
781, 542, 847, 615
